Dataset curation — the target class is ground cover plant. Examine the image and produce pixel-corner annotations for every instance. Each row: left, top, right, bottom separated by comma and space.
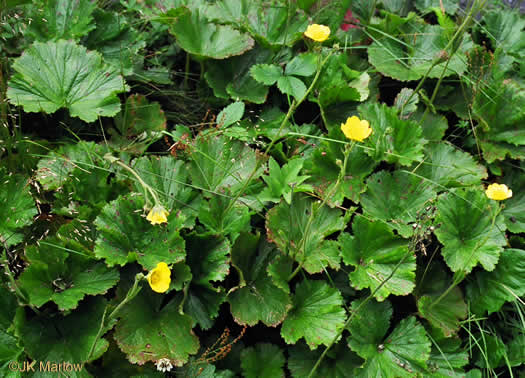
1, 0, 524, 376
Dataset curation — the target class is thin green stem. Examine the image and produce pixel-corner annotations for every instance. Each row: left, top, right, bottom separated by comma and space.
287, 142, 354, 282
106, 156, 160, 205
108, 273, 144, 320
87, 273, 144, 362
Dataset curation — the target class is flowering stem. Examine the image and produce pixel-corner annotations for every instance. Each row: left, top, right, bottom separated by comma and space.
104, 154, 160, 206
287, 142, 354, 282
429, 203, 502, 308
86, 273, 144, 362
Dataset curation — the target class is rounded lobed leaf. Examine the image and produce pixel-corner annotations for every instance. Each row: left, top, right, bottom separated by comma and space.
7, 40, 128, 122
466, 248, 525, 315
0, 168, 37, 247
94, 193, 186, 269
241, 343, 285, 378
266, 195, 344, 274
340, 217, 416, 301
358, 102, 426, 166
114, 290, 199, 366
166, 7, 254, 60
360, 170, 436, 236
434, 188, 507, 273
229, 236, 292, 327
281, 279, 346, 349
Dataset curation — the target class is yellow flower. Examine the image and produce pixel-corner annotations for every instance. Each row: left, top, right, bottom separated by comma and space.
304, 24, 331, 42
146, 204, 169, 225
147, 262, 171, 293
341, 116, 372, 142
485, 183, 512, 201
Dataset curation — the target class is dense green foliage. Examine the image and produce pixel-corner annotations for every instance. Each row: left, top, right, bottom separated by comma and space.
1, 0, 524, 377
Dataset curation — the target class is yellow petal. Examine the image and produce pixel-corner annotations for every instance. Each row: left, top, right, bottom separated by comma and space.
147, 262, 171, 293
340, 116, 372, 142
147, 205, 169, 225
485, 183, 512, 201
304, 24, 331, 42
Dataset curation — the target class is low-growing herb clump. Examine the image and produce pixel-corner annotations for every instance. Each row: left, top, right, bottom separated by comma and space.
1, 0, 524, 377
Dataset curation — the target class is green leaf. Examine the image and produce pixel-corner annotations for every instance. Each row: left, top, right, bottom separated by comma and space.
266, 253, 293, 294
258, 157, 310, 204
427, 337, 469, 377
347, 299, 392, 356
114, 290, 199, 366
472, 334, 504, 369
0, 168, 37, 247
190, 133, 263, 197
229, 234, 291, 326
207, 0, 308, 48
18, 238, 119, 311
266, 195, 344, 274
250, 64, 282, 85
84, 9, 146, 76
340, 217, 416, 301
502, 163, 525, 233
205, 45, 275, 103
0, 329, 22, 367
28, 0, 97, 41
198, 195, 251, 242
414, 0, 459, 14
394, 88, 419, 118
288, 341, 363, 378
303, 134, 377, 205
217, 101, 245, 128
411, 142, 487, 188
466, 248, 525, 315
471, 76, 525, 162
348, 299, 431, 377
314, 51, 358, 93
111, 95, 166, 153
35, 141, 103, 191
94, 194, 186, 269
36, 142, 121, 216
131, 156, 198, 227
416, 263, 467, 337
318, 85, 361, 108
184, 234, 230, 329
21, 297, 110, 373
368, 23, 470, 81
480, 9, 525, 57
0, 288, 18, 330
507, 333, 525, 367
114, 95, 166, 138
360, 170, 436, 236
281, 279, 346, 349
285, 53, 317, 77
7, 40, 128, 122
241, 343, 285, 378
86, 340, 165, 378
434, 188, 507, 273
358, 102, 426, 166
277, 76, 307, 100
411, 108, 448, 141
165, 7, 254, 60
